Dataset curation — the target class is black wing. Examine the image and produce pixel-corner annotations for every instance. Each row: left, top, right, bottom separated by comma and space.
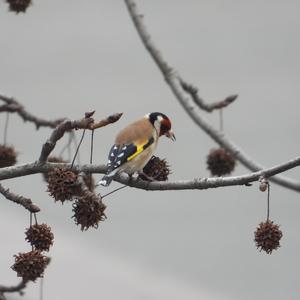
106, 137, 155, 175
106, 143, 137, 175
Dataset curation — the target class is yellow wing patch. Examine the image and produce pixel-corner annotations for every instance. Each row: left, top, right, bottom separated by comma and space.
127, 141, 148, 161
126, 137, 155, 162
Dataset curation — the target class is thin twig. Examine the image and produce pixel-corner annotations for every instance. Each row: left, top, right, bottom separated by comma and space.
267, 183, 270, 221
180, 80, 238, 112
91, 113, 123, 129
34, 212, 38, 225
0, 279, 27, 299
90, 129, 94, 164
0, 94, 65, 129
77, 173, 106, 216
102, 185, 127, 198
3, 113, 9, 145
30, 212, 34, 250
123, 0, 299, 193
0, 183, 40, 212
59, 132, 73, 159
40, 278, 44, 300
72, 131, 81, 165
71, 129, 86, 168
38, 118, 93, 163
39, 113, 122, 163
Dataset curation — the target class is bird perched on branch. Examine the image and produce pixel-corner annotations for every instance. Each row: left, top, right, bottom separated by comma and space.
98, 112, 175, 186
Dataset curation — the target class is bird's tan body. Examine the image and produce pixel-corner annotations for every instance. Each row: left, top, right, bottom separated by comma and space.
115, 118, 156, 145
115, 117, 158, 175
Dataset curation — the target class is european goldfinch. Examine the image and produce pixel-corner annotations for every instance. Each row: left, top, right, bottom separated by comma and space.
98, 112, 175, 186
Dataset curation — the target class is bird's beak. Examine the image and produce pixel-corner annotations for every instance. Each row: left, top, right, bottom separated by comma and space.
166, 130, 176, 141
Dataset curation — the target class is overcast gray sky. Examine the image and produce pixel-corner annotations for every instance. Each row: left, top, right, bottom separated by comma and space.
0, 1, 300, 300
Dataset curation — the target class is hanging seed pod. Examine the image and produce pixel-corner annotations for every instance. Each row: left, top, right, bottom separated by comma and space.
11, 250, 49, 282
25, 223, 54, 252
206, 148, 235, 176
72, 193, 106, 231
254, 220, 283, 254
6, 0, 31, 13
0, 145, 17, 168
140, 156, 171, 181
44, 158, 94, 193
47, 167, 81, 203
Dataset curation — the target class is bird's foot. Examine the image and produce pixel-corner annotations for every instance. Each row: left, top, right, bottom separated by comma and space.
137, 171, 155, 182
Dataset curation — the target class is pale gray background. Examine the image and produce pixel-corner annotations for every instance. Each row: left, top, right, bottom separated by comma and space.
0, 1, 300, 300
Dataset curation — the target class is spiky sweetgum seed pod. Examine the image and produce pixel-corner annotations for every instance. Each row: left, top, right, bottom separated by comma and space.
43, 156, 68, 182
25, 223, 54, 252
11, 250, 49, 282
72, 194, 106, 231
47, 167, 81, 203
254, 220, 283, 254
0, 145, 17, 168
6, 0, 31, 13
141, 156, 171, 181
206, 148, 235, 176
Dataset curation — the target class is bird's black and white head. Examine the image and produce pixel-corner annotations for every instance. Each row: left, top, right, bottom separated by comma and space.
146, 112, 176, 141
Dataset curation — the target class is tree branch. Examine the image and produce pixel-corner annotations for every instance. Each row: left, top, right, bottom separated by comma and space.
180, 79, 238, 112
0, 94, 65, 129
0, 157, 299, 191
91, 112, 123, 129
38, 117, 94, 162
38, 113, 122, 162
0, 279, 27, 299
119, 156, 300, 191
0, 183, 40, 212
123, 0, 300, 193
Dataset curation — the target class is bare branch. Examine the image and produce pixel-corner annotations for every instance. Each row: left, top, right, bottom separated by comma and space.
91, 112, 123, 129
38, 117, 94, 162
117, 156, 300, 191
0, 94, 65, 129
0, 94, 123, 133
123, 0, 299, 192
0, 280, 27, 298
38, 113, 122, 162
0, 183, 40, 212
0, 157, 299, 191
0, 162, 105, 180
180, 79, 238, 112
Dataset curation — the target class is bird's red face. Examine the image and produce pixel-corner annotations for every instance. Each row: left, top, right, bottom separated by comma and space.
160, 117, 176, 141
148, 112, 176, 141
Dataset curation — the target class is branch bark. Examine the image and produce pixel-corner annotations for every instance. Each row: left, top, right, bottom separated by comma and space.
0, 94, 65, 129
0, 183, 40, 212
38, 113, 122, 162
0, 279, 27, 300
180, 79, 238, 112
38, 117, 94, 162
123, 0, 300, 193
0, 157, 299, 191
